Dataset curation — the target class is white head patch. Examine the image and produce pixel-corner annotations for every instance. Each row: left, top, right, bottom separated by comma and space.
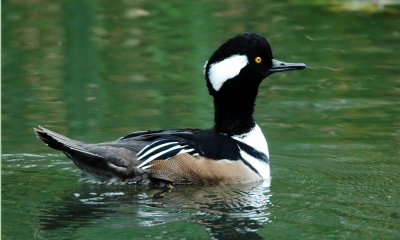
207, 54, 248, 91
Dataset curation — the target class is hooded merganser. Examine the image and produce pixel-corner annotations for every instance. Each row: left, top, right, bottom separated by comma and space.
35, 32, 305, 185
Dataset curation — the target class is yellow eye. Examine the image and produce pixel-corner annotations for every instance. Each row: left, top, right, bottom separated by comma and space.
255, 57, 262, 64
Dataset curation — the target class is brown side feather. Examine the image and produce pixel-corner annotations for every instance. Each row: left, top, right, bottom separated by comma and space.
148, 153, 261, 184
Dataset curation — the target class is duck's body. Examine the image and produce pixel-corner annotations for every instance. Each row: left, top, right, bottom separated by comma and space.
36, 124, 268, 184
35, 32, 305, 185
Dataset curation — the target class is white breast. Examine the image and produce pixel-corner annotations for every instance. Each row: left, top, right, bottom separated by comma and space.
232, 124, 269, 159
232, 124, 270, 180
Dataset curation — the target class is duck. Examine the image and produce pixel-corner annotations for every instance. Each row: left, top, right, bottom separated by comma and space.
35, 32, 306, 185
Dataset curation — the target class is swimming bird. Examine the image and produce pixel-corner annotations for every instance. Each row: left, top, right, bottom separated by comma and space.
35, 32, 305, 185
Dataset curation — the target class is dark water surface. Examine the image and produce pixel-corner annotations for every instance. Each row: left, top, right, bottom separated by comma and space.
2, 0, 400, 239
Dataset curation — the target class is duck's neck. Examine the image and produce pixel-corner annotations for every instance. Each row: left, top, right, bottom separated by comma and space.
213, 92, 257, 136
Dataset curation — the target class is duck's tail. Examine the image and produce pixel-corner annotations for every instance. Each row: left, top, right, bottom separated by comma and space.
34, 126, 140, 180
34, 126, 89, 153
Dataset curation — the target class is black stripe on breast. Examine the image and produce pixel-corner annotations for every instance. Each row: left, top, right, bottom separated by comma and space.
239, 156, 261, 176
234, 141, 269, 163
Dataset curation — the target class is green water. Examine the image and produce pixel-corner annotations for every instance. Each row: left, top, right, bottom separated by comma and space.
2, 0, 400, 239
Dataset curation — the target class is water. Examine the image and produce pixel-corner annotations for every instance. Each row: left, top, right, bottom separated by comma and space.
2, 0, 400, 239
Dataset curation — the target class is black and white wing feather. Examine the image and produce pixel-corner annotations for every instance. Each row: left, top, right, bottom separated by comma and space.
136, 139, 199, 169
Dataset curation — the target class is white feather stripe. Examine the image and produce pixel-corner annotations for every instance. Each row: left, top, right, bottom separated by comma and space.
137, 145, 184, 169
137, 141, 179, 160
179, 148, 195, 153
136, 139, 164, 156
137, 157, 154, 169
141, 164, 153, 170
208, 54, 248, 91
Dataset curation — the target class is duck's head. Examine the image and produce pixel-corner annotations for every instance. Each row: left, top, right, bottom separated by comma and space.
204, 32, 305, 96
204, 32, 306, 135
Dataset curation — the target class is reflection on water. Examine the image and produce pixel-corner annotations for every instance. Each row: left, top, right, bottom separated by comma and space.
154, 182, 271, 239
34, 172, 271, 239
